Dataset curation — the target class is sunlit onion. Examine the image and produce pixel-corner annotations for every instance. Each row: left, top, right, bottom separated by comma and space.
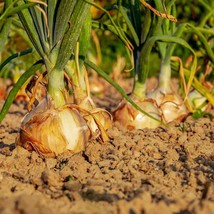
16, 102, 90, 157
113, 98, 161, 130
78, 96, 112, 141
187, 89, 208, 111
148, 88, 188, 123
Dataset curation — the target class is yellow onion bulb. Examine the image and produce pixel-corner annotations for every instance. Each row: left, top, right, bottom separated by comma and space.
113, 99, 161, 130
148, 88, 188, 123
187, 89, 208, 111
77, 96, 112, 141
16, 105, 90, 157
83, 108, 112, 142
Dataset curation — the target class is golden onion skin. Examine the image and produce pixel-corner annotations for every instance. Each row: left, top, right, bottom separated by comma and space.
159, 93, 187, 123
148, 89, 188, 123
17, 107, 90, 157
113, 99, 161, 130
77, 97, 112, 141
187, 90, 208, 111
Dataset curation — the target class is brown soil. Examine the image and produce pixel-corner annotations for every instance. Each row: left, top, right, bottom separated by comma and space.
0, 78, 214, 214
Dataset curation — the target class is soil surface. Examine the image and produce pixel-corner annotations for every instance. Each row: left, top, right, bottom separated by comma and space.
0, 78, 214, 214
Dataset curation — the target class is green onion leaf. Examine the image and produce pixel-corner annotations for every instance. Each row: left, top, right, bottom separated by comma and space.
0, 60, 43, 123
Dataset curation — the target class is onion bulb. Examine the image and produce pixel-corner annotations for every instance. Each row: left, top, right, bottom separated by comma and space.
77, 96, 112, 142
187, 89, 208, 111
147, 88, 188, 123
113, 97, 161, 130
16, 101, 90, 157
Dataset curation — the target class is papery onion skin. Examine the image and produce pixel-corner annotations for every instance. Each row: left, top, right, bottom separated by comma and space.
84, 109, 112, 132
187, 90, 208, 111
159, 93, 187, 123
78, 97, 112, 141
148, 89, 188, 123
16, 106, 90, 157
113, 99, 161, 130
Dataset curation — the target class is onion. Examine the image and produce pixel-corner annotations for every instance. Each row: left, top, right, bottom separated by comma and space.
187, 89, 208, 111
77, 96, 112, 141
113, 97, 161, 130
16, 95, 112, 157
16, 103, 90, 157
148, 88, 187, 123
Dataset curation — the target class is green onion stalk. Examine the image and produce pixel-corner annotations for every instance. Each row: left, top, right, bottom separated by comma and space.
146, 1, 188, 123
0, 0, 11, 99
113, 0, 163, 130
147, 0, 214, 122
185, 0, 214, 112
2, 0, 112, 157
0, 1, 11, 62
114, 0, 199, 128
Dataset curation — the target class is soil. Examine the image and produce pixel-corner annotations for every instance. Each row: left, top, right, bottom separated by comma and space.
0, 78, 214, 214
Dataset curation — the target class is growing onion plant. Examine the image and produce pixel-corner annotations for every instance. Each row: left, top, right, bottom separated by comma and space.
86, 0, 214, 128
0, 0, 112, 157
112, 0, 199, 129
184, 0, 214, 114
1, 0, 214, 156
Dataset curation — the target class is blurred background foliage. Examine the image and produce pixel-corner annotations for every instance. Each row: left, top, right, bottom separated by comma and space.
0, 0, 213, 83
90, 0, 214, 81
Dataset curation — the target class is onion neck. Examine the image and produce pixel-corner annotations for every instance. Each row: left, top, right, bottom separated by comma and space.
133, 81, 146, 100
66, 60, 88, 105
132, 50, 147, 100
48, 68, 66, 107
158, 59, 172, 92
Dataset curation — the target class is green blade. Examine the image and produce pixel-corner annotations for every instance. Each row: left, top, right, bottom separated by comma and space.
0, 60, 43, 123
28, 5, 49, 54
53, 0, 77, 46
119, 5, 139, 46
0, 1, 36, 22
166, 24, 186, 60
54, 0, 92, 71
141, 7, 152, 43
47, 0, 57, 47
79, 12, 91, 67
17, 0, 45, 57
0, 0, 13, 51
0, 48, 33, 71
129, 0, 141, 40
89, 0, 131, 50
187, 24, 214, 64
0, 18, 12, 54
